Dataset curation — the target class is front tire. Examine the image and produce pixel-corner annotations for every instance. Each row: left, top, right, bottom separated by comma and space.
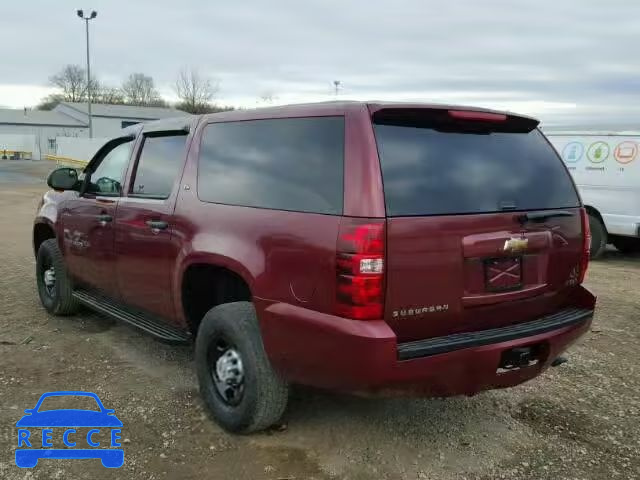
195, 302, 289, 433
36, 238, 79, 315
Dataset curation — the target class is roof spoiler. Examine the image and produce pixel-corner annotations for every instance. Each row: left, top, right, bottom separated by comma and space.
372, 107, 539, 133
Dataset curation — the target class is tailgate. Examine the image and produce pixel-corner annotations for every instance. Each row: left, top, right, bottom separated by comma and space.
385, 211, 583, 342
371, 106, 584, 342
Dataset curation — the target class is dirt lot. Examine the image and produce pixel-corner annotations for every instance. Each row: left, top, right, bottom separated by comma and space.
0, 161, 638, 480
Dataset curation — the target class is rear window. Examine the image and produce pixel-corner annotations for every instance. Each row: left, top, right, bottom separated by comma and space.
198, 117, 344, 215
374, 119, 580, 217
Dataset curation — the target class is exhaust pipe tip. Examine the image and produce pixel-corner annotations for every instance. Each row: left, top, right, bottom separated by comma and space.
551, 356, 568, 367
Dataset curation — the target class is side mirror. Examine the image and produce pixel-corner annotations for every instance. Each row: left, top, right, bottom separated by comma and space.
47, 167, 79, 191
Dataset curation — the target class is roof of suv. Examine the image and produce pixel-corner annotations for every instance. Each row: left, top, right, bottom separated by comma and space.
207, 101, 537, 124
134, 101, 537, 134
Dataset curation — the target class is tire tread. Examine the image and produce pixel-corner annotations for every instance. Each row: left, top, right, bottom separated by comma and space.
37, 238, 79, 315
195, 302, 288, 433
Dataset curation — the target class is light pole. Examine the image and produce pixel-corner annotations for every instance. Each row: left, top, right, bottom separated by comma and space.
77, 9, 97, 138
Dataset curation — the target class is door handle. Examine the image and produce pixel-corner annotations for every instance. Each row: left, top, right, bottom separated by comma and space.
146, 220, 168, 231
97, 214, 112, 226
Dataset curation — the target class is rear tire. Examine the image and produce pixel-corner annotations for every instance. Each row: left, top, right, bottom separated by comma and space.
36, 238, 79, 315
588, 214, 607, 259
195, 301, 289, 433
611, 236, 640, 254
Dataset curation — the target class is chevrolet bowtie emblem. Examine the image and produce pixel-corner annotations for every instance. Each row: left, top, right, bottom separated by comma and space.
503, 237, 529, 253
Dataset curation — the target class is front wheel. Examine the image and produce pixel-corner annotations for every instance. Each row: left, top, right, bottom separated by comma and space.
36, 238, 79, 315
195, 302, 289, 433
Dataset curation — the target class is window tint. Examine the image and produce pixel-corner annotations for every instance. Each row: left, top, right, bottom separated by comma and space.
198, 117, 344, 214
374, 124, 580, 216
87, 140, 133, 195
131, 134, 187, 198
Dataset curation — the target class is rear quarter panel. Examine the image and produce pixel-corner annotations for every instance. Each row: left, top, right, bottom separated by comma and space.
171, 106, 379, 328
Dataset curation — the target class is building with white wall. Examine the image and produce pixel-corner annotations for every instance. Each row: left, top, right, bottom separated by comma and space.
53, 103, 189, 137
0, 109, 87, 160
0, 103, 188, 159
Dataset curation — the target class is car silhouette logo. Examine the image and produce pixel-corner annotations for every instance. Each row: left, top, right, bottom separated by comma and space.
15, 391, 124, 468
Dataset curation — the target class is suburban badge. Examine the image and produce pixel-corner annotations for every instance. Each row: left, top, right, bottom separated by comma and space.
392, 304, 449, 318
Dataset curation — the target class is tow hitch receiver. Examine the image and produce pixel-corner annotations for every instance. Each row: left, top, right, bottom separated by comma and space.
498, 345, 542, 373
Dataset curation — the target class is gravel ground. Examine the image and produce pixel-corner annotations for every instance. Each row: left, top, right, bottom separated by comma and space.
0, 161, 638, 480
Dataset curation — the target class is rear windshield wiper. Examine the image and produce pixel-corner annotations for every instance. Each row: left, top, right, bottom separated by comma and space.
517, 210, 574, 225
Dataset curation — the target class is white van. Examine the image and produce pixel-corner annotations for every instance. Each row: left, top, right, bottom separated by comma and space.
547, 132, 640, 257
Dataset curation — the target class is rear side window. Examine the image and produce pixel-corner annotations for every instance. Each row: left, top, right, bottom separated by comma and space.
374, 121, 580, 216
198, 117, 344, 214
131, 133, 187, 199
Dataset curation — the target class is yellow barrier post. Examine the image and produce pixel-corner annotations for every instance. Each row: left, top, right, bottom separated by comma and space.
44, 155, 89, 168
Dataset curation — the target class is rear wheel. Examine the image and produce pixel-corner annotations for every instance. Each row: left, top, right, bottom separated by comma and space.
611, 236, 640, 254
195, 302, 288, 433
36, 238, 79, 315
588, 214, 607, 259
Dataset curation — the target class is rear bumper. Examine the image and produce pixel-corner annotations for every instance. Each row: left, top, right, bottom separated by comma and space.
397, 307, 591, 360
257, 290, 595, 396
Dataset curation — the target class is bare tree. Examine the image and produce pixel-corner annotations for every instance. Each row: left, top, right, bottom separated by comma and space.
174, 68, 219, 113
121, 73, 162, 106
49, 65, 93, 102
38, 84, 125, 110
95, 85, 125, 105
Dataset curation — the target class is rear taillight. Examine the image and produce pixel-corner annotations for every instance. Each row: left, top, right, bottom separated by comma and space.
335, 219, 385, 320
579, 208, 591, 283
448, 110, 507, 122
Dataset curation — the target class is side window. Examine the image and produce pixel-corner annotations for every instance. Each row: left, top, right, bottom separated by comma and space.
87, 140, 133, 195
198, 117, 344, 214
130, 133, 187, 199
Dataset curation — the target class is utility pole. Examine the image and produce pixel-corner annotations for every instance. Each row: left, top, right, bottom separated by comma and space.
333, 80, 341, 97
77, 9, 97, 138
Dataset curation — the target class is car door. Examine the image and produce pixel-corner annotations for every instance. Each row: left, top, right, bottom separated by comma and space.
59, 138, 135, 298
114, 131, 189, 320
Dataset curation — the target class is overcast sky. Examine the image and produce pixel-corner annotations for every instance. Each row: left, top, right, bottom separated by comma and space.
1, 0, 639, 127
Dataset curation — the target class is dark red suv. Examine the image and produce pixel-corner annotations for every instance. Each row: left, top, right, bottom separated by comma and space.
34, 102, 596, 433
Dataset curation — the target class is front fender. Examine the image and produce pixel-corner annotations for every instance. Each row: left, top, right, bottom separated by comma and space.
33, 190, 77, 255
35, 190, 59, 225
